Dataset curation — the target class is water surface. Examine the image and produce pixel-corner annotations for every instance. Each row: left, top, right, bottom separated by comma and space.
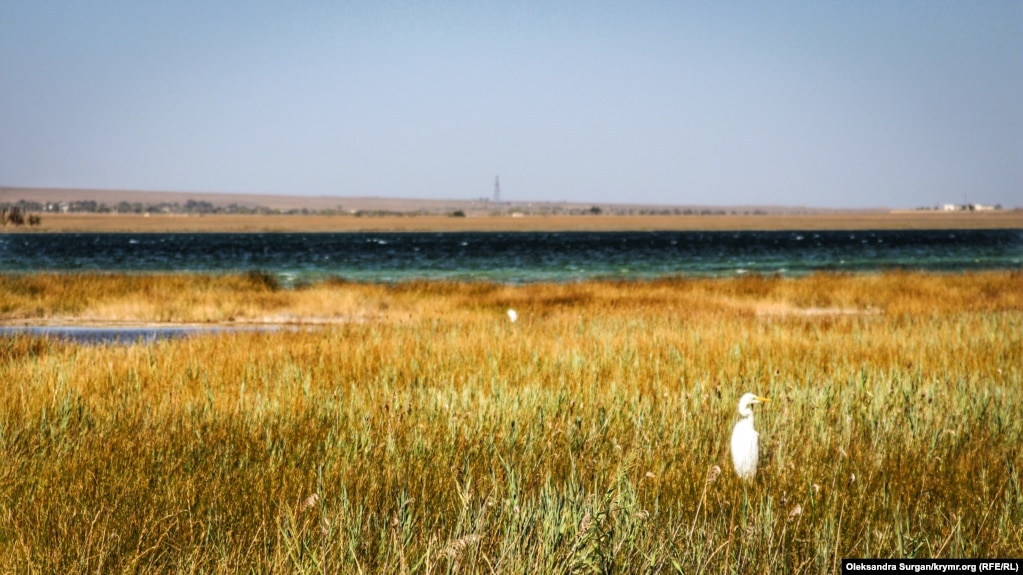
0, 325, 282, 345
1, 229, 1019, 284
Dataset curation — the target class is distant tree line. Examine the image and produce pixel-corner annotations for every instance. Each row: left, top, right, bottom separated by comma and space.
2, 197, 781, 220
1, 198, 280, 215
1, 198, 389, 217
2, 206, 41, 227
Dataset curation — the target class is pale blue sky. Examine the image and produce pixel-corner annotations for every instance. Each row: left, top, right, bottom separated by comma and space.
1, 2, 1020, 208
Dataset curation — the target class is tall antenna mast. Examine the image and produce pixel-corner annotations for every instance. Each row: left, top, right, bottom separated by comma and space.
494, 175, 501, 203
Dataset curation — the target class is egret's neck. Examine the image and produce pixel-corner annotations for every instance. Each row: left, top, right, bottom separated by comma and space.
738, 406, 754, 419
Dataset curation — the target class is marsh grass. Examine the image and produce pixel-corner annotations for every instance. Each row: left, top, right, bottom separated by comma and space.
0, 271, 1020, 572
2, 270, 1020, 325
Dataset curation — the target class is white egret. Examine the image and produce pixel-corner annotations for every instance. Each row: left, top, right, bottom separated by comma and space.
507, 309, 518, 323
730, 393, 770, 481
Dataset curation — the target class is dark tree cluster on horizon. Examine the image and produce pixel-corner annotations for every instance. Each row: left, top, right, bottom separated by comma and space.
1, 206, 41, 227
1, 198, 277, 216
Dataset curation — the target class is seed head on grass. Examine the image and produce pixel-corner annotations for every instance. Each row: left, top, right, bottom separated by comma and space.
690, 465, 723, 539
707, 465, 722, 484
298, 493, 319, 514
439, 534, 481, 562
788, 504, 803, 521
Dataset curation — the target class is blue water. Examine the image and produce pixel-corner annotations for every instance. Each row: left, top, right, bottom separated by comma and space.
1, 230, 1020, 284
0, 325, 281, 345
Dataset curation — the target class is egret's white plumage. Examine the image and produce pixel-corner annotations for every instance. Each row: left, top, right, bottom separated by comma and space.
730, 393, 770, 481
507, 309, 518, 323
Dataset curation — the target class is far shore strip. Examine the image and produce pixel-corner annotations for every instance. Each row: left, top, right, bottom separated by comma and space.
5, 211, 1020, 233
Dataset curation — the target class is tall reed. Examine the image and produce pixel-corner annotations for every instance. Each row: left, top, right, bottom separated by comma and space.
0, 271, 1019, 572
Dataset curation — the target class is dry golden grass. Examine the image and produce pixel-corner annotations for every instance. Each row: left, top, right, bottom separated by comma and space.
0, 271, 1020, 572
1, 270, 1019, 326
11, 209, 1023, 232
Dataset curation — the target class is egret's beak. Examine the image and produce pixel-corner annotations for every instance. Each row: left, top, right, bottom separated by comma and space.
757, 396, 771, 403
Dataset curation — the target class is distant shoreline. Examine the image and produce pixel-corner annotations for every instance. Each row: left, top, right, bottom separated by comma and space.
3, 186, 1020, 232
2, 210, 1020, 233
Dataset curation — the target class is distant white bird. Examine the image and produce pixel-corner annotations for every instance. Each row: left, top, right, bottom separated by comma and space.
507, 309, 518, 323
730, 393, 770, 481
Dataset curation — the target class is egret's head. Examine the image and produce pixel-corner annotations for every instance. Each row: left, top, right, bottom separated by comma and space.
737, 393, 770, 416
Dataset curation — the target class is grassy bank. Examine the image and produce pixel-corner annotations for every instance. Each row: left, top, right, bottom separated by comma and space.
6, 209, 1023, 233
0, 272, 1021, 572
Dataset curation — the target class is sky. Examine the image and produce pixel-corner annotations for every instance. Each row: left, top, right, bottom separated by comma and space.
1, 2, 1020, 209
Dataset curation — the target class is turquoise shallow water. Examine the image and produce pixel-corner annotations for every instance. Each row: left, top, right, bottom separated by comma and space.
0, 325, 291, 345
1, 229, 1020, 284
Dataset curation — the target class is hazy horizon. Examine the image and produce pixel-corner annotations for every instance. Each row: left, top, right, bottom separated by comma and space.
2, 184, 921, 212
2, 2, 1020, 209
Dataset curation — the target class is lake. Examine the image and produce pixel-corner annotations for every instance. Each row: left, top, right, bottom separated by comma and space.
1, 229, 1020, 285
